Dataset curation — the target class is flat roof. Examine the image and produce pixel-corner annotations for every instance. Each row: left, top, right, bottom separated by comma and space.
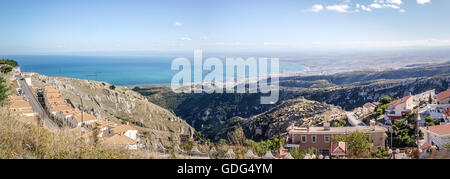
289, 126, 387, 135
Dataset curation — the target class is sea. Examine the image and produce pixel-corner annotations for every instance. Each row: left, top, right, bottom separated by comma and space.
2, 55, 306, 86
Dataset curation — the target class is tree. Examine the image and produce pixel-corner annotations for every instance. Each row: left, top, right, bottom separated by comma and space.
428, 94, 433, 104
332, 130, 372, 158
425, 116, 441, 126
1, 65, 13, 73
109, 85, 116, 90
0, 58, 18, 67
379, 96, 393, 105
290, 147, 317, 159
389, 113, 423, 148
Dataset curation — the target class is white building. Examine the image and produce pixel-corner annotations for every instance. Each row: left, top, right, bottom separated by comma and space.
111, 124, 139, 141
421, 124, 450, 149
437, 89, 450, 105
385, 95, 414, 120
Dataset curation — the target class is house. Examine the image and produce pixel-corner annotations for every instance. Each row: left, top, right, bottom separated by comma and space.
362, 102, 377, 115
436, 89, 450, 105
385, 95, 414, 120
330, 141, 347, 159
103, 134, 137, 150
111, 124, 138, 141
285, 122, 387, 156
413, 89, 435, 103
444, 108, 450, 123
43, 86, 98, 127
88, 120, 118, 137
7, 96, 39, 125
420, 124, 450, 149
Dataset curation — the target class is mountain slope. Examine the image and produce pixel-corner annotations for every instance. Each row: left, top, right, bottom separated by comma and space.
28, 73, 194, 142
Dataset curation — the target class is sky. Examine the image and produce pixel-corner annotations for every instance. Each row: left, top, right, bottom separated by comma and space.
1, 0, 450, 55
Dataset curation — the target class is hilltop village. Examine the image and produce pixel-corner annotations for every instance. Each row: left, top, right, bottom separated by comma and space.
2, 59, 450, 159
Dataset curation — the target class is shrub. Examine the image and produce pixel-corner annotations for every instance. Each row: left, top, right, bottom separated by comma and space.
109, 85, 116, 90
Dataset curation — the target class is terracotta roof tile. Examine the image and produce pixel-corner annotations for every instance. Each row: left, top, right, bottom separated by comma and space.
388, 95, 411, 106
424, 124, 450, 136
437, 89, 450, 102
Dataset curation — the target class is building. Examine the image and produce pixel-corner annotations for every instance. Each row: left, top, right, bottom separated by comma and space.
285, 122, 387, 156
413, 89, 435, 103
444, 108, 450, 122
103, 134, 137, 150
330, 141, 347, 159
421, 124, 450, 149
111, 124, 138, 141
385, 95, 414, 120
43, 86, 97, 127
362, 102, 377, 115
436, 89, 450, 105
7, 95, 39, 125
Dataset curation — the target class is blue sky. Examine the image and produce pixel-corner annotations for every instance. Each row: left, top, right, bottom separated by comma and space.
0, 0, 449, 55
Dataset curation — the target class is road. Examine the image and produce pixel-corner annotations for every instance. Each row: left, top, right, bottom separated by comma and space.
346, 112, 366, 126
16, 74, 58, 130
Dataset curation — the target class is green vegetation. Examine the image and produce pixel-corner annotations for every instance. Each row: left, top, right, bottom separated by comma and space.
332, 130, 372, 158
369, 148, 391, 158
375, 96, 392, 118
0, 65, 13, 73
290, 147, 318, 159
332, 119, 347, 127
0, 76, 9, 106
0, 58, 18, 67
389, 113, 423, 148
109, 85, 116, 90
379, 96, 393, 104
425, 116, 441, 126
244, 137, 285, 156
227, 125, 245, 145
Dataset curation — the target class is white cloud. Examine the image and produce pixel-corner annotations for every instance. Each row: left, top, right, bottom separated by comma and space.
174, 21, 183, 27
387, 0, 402, 5
417, 0, 431, 5
326, 4, 350, 13
384, 4, 400, 9
359, 4, 372, 12
180, 37, 191, 41
399, 9, 406, 13
310, 4, 324, 12
200, 36, 208, 40
370, 3, 383, 9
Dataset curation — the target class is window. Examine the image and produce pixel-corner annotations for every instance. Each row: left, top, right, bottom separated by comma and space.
312, 136, 317, 143
324, 136, 330, 143
301, 135, 307, 143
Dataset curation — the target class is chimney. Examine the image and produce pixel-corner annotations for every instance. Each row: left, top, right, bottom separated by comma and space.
306, 125, 310, 132
324, 122, 330, 131
370, 120, 376, 131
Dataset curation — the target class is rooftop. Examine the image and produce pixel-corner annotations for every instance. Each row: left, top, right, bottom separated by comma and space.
422, 123, 450, 136
103, 134, 136, 145
388, 95, 411, 106
331, 141, 346, 155
112, 124, 137, 134
288, 125, 387, 135
437, 89, 450, 101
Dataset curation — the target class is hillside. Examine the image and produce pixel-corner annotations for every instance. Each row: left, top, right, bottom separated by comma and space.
135, 61, 450, 142
207, 98, 346, 141
28, 73, 194, 143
